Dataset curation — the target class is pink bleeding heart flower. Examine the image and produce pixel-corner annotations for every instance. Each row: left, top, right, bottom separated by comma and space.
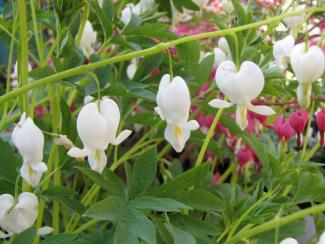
237, 146, 253, 175
195, 82, 210, 97
289, 110, 309, 148
316, 110, 325, 146
197, 113, 214, 133
274, 116, 295, 142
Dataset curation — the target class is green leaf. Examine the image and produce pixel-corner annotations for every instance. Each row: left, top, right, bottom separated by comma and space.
13, 227, 37, 244
170, 189, 225, 212
85, 196, 124, 221
165, 224, 196, 244
172, 0, 199, 12
76, 167, 125, 199
147, 163, 210, 197
43, 186, 74, 197
123, 13, 142, 33
127, 24, 177, 39
194, 54, 214, 85
129, 196, 190, 212
129, 147, 157, 198
133, 53, 163, 81
48, 196, 86, 215
102, 0, 114, 20
40, 234, 90, 244
170, 215, 221, 237
115, 207, 157, 244
29, 66, 55, 80
0, 138, 21, 193
176, 41, 200, 74
90, 0, 112, 41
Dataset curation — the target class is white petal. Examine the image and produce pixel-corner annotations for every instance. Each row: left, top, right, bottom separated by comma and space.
67, 147, 89, 159
0, 230, 12, 238
77, 102, 108, 151
218, 37, 230, 54
247, 104, 275, 115
30, 162, 48, 173
88, 149, 107, 173
20, 163, 44, 187
279, 237, 298, 244
83, 95, 94, 105
80, 20, 97, 54
127, 64, 137, 79
121, 4, 134, 25
157, 75, 190, 124
235, 61, 264, 104
164, 123, 191, 153
12, 117, 44, 165
154, 106, 165, 120
37, 227, 53, 236
0, 194, 14, 217
100, 98, 121, 144
156, 74, 171, 109
113, 129, 132, 145
319, 231, 325, 244
209, 99, 233, 108
8, 192, 38, 234
184, 120, 200, 131
213, 47, 226, 66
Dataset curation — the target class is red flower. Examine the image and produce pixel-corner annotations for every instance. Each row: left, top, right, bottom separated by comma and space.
274, 116, 295, 142
316, 110, 325, 146
289, 110, 309, 147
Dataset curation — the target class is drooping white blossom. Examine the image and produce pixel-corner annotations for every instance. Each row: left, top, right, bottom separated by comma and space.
209, 61, 275, 130
319, 232, 325, 244
12, 113, 47, 187
0, 192, 53, 238
273, 35, 295, 71
121, 0, 155, 25
155, 74, 199, 152
221, 0, 234, 14
213, 47, 227, 66
218, 37, 231, 55
80, 20, 97, 58
68, 98, 132, 173
290, 43, 325, 108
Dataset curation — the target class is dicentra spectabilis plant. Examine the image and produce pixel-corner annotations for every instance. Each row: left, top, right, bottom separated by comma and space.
1, 0, 325, 243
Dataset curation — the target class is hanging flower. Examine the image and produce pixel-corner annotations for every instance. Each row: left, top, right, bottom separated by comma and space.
0, 192, 52, 238
12, 113, 47, 187
126, 59, 138, 80
221, 0, 234, 14
80, 20, 97, 58
218, 37, 230, 55
319, 232, 325, 244
213, 47, 226, 66
290, 43, 325, 108
209, 61, 275, 130
273, 35, 295, 71
274, 116, 295, 142
289, 110, 308, 148
68, 98, 132, 173
316, 110, 325, 147
121, 0, 155, 25
155, 74, 199, 152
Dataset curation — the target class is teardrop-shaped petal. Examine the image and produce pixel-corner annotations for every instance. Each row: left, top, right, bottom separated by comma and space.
113, 129, 132, 145
121, 4, 134, 24
100, 98, 121, 144
0, 194, 14, 218
157, 75, 191, 124
88, 149, 107, 173
273, 35, 295, 59
30, 162, 47, 173
80, 20, 97, 58
77, 102, 108, 151
209, 99, 233, 108
126, 64, 137, 79
184, 120, 200, 131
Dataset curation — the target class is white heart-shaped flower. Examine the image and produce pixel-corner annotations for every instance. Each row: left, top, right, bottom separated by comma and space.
80, 20, 97, 58
209, 61, 275, 129
12, 113, 47, 187
121, 0, 154, 25
290, 43, 325, 84
273, 35, 295, 71
68, 98, 132, 173
155, 74, 199, 152
279, 237, 298, 244
218, 37, 230, 54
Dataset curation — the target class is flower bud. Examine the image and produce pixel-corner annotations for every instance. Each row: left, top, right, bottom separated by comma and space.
274, 116, 294, 142
54, 135, 75, 149
221, 0, 234, 14
80, 20, 97, 58
237, 147, 253, 175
